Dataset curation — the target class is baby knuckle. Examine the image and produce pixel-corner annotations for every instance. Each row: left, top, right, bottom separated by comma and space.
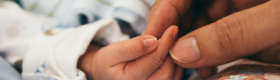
152, 57, 164, 67
159, 72, 173, 80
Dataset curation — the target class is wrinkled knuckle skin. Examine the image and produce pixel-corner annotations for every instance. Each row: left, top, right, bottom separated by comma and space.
153, 56, 164, 67
214, 14, 246, 59
127, 71, 139, 80
156, 75, 173, 80
122, 63, 140, 80
162, 73, 173, 80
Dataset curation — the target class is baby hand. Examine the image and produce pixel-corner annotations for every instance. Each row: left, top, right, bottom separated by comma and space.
79, 26, 178, 80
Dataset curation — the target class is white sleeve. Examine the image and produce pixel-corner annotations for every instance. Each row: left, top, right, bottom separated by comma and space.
22, 18, 129, 80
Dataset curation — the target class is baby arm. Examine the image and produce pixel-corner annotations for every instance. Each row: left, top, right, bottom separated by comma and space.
78, 26, 178, 80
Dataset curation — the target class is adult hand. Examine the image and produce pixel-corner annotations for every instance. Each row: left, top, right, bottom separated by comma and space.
144, 0, 280, 79
78, 26, 179, 80
142, 0, 191, 79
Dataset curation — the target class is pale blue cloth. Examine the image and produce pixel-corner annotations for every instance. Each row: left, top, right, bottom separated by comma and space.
0, 57, 22, 80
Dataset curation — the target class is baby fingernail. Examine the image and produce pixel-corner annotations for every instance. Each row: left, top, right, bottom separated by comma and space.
170, 36, 201, 63
142, 36, 157, 48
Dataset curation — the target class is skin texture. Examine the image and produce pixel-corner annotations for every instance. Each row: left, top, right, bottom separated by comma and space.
144, 0, 280, 79
78, 26, 180, 80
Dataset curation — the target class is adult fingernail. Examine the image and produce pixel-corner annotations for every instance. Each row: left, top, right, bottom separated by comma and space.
142, 36, 157, 48
170, 36, 201, 63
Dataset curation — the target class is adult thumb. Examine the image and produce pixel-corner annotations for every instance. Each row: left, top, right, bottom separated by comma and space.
170, 0, 280, 68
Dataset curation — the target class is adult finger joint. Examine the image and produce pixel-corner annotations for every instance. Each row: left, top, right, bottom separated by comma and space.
214, 15, 247, 59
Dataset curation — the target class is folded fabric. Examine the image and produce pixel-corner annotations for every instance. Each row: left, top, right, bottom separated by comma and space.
20, 0, 155, 35
71, 0, 112, 27
187, 59, 280, 80
112, 0, 155, 34
22, 18, 129, 80
208, 59, 280, 80
113, 8, 146, 35
0, 1, 58, 64
21, 0, 75, 26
